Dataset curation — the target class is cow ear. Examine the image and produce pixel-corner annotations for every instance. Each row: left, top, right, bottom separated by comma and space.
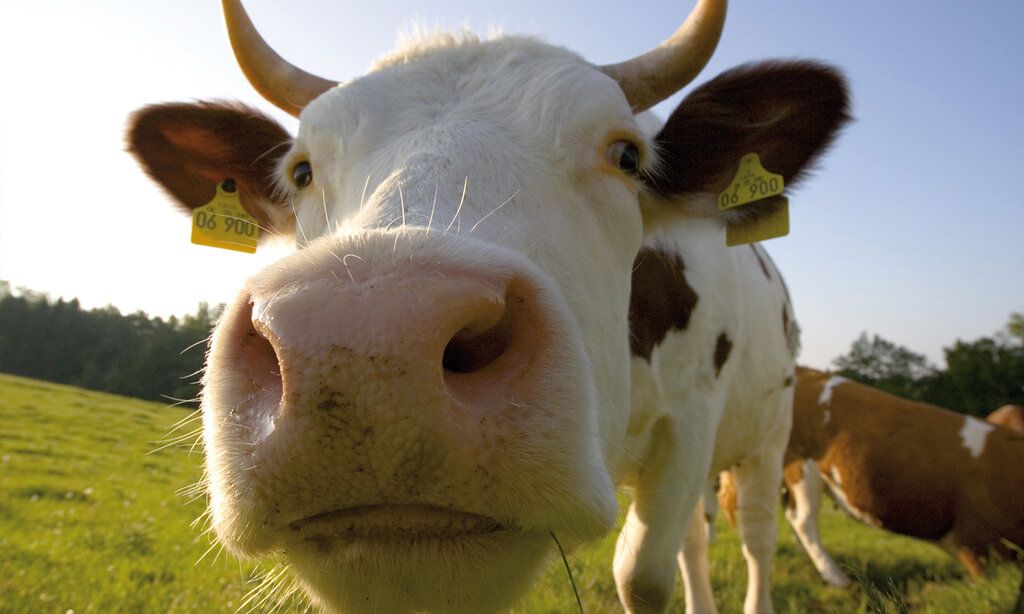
641, 61, 850, 227
127, 101, 294, 236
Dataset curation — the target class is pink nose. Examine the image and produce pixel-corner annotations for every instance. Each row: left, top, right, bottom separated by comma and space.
214, 259, 550, 455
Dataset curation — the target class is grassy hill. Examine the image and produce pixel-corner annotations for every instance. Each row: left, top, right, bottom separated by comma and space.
1, 373, 1020, 613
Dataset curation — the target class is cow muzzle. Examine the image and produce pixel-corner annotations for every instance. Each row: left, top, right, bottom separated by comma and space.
198, 230, 615, 610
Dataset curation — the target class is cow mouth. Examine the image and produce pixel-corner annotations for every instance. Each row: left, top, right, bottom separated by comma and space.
288, 504, 513, 542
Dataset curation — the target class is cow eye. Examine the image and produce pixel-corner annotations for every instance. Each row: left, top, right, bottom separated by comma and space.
292, 161, 313, 188
607, 140, 641, 175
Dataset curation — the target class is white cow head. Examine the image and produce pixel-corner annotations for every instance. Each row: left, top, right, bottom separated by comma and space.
127, 0, 848, 611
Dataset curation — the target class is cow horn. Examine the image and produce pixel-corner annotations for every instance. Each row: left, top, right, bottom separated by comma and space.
601, 0, 726, 113
222, 0, 336, 117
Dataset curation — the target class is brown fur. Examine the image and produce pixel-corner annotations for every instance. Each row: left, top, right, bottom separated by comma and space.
785, 368, 1024, 573
713, 332, 732, 377
126, 101, 292, 230
643, 61, 850, 227
717, 470, 738, 529
628, 247, 699, 361
988, 404, 1024, 434
717, 371, 1024, 577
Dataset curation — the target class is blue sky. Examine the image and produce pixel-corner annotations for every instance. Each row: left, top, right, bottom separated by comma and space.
1, 0, 1021, 370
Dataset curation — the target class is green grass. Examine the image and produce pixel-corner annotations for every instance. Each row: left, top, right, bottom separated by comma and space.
1, 373, 1020, 613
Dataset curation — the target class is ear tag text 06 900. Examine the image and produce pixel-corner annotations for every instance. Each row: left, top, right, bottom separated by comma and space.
718, 153, 789, 246
190, 179, 259, 254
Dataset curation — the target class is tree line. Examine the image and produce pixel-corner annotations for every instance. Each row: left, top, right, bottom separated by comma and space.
831, 313, 1024, 416
1, 280, 1021, 414
0, 281, 218, 404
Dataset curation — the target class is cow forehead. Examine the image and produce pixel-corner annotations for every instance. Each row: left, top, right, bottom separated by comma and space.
296, 34, 636, 175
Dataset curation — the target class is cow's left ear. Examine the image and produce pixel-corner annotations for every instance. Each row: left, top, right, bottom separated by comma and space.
127, 100, 295, 236
641, 61, 850, 226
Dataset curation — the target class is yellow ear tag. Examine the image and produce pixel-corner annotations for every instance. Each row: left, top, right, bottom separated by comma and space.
718, 153, 785, 211
726, 197, 789, 246
190, 180, 259, 254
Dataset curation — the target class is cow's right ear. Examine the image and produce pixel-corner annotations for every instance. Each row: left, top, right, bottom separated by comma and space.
127, 101, 294, 235
640, 61, 850, 230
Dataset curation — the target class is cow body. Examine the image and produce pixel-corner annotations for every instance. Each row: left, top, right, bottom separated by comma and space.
775, 368, 1024, 587
619, 230, 797, 613
128, 1, 848, 611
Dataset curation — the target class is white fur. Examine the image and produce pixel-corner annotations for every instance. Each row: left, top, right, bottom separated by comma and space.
196, 28, 797, 614
615, 220, 796, 614
201, 32, 648, 614
817, 375, 847, 405
958, 416, 994, 459
783, 461, 851, 587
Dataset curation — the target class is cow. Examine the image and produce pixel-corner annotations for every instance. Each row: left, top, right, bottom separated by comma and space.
988, 404, 1024, 434
719, 368, 1024, 592
126, 1, 849, 612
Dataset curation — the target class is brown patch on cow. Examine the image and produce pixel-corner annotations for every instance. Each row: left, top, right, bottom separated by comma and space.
783, 305, 791, 336
751, 245, 771, 279
718, 470, 738, 528
126, 100, 292, 224
783, 375, 794, 387
644, 61, 850, 201
780, 460, 806, 512
629, 247, 699, 361
713, 332, 732, 377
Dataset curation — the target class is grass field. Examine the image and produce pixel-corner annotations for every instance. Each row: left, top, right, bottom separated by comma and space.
1, 373, 1020, 613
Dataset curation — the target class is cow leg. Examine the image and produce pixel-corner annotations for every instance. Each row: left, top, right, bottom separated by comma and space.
703, 476, 720, 543
678, 496, 717, 614
733, 448, 785, 614
783, 460, 851, 587
954, 545, 983, 578
938, 528, 984, 578
614, 416, 715, 614
1014, 574, 1024, 614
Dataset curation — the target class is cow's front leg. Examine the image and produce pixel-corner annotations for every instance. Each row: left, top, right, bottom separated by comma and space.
733, 446, 786, 614
614, 415, 714, 614
783, 460, 850, 587
678, 496, 717, 614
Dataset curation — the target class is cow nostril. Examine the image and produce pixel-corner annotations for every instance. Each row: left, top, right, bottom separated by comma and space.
235, 300, 284, 441
442, 288, 520, 375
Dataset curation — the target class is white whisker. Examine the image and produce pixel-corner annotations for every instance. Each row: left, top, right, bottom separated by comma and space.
445, 176, 468, 236
290, 200, 310, 246
321, 186, 333, 234
398, 181, 406, 228
427, 180, 439, 232
359, 174, 372, 210
341, 253, 365, 283
468, 189, 519, 235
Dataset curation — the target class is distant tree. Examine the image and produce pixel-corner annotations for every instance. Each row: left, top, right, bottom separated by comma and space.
0, 281, 220, 405
920, 316, 1024, 415
1006, 312, 1023, 343
832, 332, 935, 400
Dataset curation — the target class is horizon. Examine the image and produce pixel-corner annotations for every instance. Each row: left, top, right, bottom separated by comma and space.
1, 0, 1021, 371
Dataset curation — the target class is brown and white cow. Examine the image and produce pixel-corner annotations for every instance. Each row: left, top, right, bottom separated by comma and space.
988, 404, 1024, 434
127, 1, 848, 612
720, 368, 1024, 589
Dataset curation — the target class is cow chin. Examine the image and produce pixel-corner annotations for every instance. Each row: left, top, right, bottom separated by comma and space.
285, 519, 550, 613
